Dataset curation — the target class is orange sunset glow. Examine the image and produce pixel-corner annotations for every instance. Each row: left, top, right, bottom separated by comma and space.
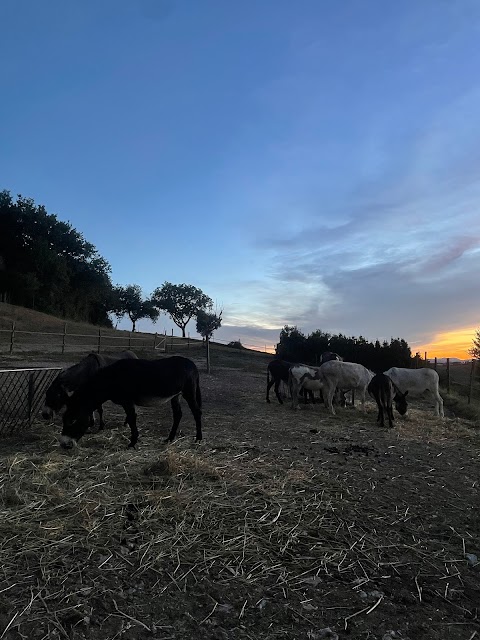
415, 326, 477, 360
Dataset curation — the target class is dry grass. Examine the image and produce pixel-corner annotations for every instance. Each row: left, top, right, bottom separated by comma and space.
0, 373, 479, 640
0, 341, 479, 639
0, 302, 114, 334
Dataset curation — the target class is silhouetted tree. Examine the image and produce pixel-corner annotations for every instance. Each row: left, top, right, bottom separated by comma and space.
152, 282, 213, 337
468, 328, 480, 360
306, 330, 331, 363
114, 284, 159, 332
196, 309, 222, 340
276, 327, 413, 371
0, 189, 116, 325
276, 325, 308, 362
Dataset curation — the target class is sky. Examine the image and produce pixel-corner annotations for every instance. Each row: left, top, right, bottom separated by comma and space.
1, 0, 480, 358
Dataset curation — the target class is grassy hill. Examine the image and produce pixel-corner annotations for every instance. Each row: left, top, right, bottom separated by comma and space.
0, 302, 272, 372
0, 301, 147, 336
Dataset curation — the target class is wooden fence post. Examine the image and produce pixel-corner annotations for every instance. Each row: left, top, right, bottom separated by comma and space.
434, 357, 437, 371
61, 322, 67, 354
446, 358, 450, 394
153, 332, 157, 351
128, 332, 131, 349
468, 360, 476, 405
424, 352, 427, 366
97, 329, 101, 354
206, 336, 211, 374
9, 321, 15, 354
27, 372, 35, 425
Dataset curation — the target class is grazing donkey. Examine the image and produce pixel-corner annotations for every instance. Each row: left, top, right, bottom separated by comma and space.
384, 367, 444, 418
266, 359, 315, 405
42, 350, 138, 428
60, 356, 202, 449
368, 373, 408, 428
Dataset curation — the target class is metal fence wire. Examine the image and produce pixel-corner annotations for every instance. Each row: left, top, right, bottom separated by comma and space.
0, 368, 61, 436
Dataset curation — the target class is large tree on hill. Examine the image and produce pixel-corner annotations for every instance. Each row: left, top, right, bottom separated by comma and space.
113, 284, 159, 332
152, 282, 213, 337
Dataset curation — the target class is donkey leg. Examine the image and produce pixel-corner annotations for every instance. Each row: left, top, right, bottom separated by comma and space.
379, 406, 385, 428
165, 395, 182, 443
123, 403, 138, 448
183, 390, 203, 442
388, 406, 395, 428
274, 380, 283, 404
97, 405, 105, 430
266, 377, 275, 403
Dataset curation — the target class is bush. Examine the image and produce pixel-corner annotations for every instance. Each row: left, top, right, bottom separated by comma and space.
227, 340, 245, 350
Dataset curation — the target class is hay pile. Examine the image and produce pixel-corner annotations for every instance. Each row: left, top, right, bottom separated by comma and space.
0, 398, 479, 639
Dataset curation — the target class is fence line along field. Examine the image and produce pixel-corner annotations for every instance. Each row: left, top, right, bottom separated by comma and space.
0, 344, 479, 640
0, 302, 275, 355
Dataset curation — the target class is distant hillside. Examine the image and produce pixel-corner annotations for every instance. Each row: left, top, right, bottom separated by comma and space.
0, 302, 272, 372
0, 301, 134, 337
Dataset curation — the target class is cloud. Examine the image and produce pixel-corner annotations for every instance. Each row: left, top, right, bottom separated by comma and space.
402, 236, 480, 278
218, 276, 339, 331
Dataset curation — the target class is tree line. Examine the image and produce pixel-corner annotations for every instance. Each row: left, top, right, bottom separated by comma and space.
0, 190, 221, 336
275, 326, 413, 371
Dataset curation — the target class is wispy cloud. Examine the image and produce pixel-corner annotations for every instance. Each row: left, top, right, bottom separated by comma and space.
229, 81, 480, 347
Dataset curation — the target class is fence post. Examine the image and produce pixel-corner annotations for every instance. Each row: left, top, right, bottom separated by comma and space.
27, 372, 35, 425
128, 332, 131, 349
468, 360, 476, 405
188, 333, 190, 349
153, 332, 157, 351
434, 357, 437, 371
206, 336, 211, 374
446, 358, 450, 394
61, 322, 67, 354
9, 321, 15, 354
424, 352, 427, 366
97, 329, 101, 354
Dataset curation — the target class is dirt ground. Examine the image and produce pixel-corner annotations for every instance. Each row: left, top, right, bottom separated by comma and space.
0, 354, 479, 640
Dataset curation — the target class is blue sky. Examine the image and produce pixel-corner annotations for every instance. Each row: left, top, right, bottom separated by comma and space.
1, 0, 480, 354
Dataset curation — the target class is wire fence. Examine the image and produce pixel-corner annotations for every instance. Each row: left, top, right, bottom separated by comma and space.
423, 356, 479, 405
0, 323, 169, 354
0, 367, 61, 436
0, 322, 276, 355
